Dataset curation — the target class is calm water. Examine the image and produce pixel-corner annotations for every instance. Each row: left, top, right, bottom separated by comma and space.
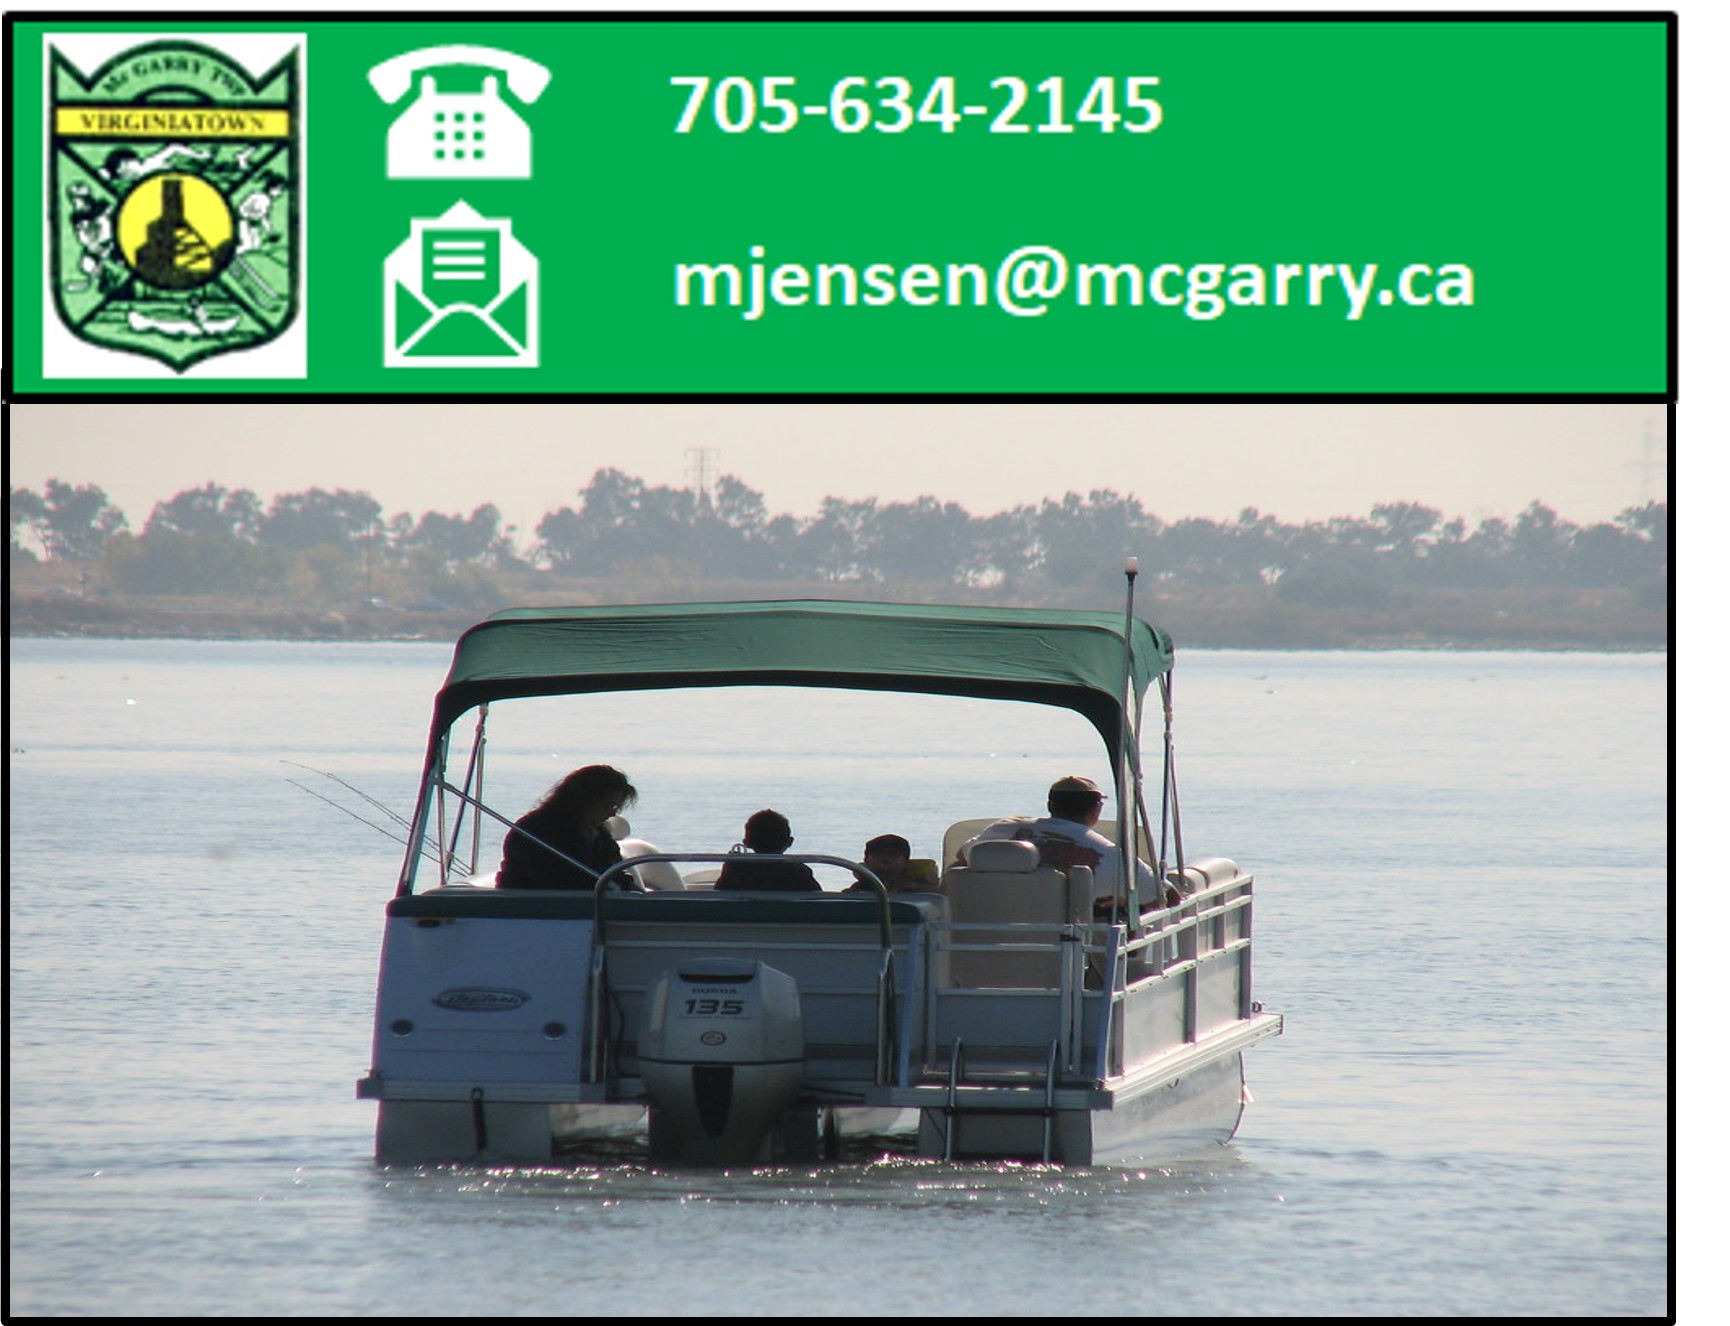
8, 638, 1668, 1316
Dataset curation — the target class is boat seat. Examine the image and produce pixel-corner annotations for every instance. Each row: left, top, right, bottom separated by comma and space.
942, 839, 1092, 988
961, 837, 1042, 874
942, 816, 1027, 868
1166, 856, 1243, 895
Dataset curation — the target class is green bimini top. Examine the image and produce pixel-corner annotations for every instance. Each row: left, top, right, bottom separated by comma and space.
432, 600, 1172, 755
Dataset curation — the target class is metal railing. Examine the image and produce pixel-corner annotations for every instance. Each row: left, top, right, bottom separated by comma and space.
406, 784, 1258, 1093
586, 854, 899, 1091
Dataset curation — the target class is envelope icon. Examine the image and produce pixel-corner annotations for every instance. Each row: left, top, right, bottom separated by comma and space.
384, 201, 538, 368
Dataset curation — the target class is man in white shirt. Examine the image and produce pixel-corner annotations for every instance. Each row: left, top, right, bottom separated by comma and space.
962, 775, 1178, 910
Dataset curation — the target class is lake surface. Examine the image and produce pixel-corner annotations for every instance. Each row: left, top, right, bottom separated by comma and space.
8, 638, 1669, 1316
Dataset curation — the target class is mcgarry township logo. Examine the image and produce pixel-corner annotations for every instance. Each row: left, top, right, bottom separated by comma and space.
50, 39, 300, 373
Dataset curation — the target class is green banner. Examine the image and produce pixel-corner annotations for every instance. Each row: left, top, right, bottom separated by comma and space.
5, 14, 1673, 397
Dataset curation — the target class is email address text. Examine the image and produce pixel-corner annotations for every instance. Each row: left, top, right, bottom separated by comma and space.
673, 246, 1477, 322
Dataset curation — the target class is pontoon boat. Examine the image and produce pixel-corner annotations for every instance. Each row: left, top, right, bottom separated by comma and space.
357, 589, 1282, 1166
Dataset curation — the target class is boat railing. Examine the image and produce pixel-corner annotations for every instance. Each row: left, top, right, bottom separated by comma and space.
1135, 873, 1256, 1001
1102, 872, 1258, 1076
924, 917, 1117, 1081
407, 781, 1258, 1091
919, 870, 1257, 1084
588, 855, 899, 1090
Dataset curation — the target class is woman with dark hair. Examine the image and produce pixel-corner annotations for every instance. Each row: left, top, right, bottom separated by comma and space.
497, 765, 639, 890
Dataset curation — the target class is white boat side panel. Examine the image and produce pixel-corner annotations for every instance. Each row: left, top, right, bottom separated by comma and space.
1194, 948, 1251, 1037
372, 916, 591, 1083
1116, 976, 1191, 1070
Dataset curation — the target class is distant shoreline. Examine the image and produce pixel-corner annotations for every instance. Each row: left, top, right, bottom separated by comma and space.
8, 592, 1668, 652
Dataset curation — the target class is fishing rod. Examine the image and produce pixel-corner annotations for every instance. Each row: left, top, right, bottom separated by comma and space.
285, 777, 443, 866
281, 759, 414, 831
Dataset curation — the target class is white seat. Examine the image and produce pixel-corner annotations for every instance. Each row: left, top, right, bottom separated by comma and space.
941, 816, 1026, 869
942, 839, 1092, 988
680, 867, 722, 890
961, 837, 1037, 872
603, 817, 686, 891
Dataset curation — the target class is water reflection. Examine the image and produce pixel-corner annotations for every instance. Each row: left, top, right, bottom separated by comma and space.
368, 1143, 1263, 1213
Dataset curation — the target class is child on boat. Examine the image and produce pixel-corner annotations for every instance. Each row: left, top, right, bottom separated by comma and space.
714, 809, 822, 892
845, 834, 940, 894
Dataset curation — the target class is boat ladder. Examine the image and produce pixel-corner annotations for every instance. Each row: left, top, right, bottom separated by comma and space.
938, 1038, 1062, 1163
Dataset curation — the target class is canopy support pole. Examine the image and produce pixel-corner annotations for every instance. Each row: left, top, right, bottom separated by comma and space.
444, 704, 488, 880
1118, 558, 1141, 927
1158, 673, 1186, 879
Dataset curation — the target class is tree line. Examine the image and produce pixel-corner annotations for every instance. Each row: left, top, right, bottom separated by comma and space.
11, 470, 1668, 609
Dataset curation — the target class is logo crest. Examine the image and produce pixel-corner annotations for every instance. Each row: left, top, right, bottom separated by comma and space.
433, 988, 530, 1012
49, 38, 300, 373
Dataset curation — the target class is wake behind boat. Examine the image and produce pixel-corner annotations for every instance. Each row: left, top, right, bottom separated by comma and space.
357, 584, 1282, 1166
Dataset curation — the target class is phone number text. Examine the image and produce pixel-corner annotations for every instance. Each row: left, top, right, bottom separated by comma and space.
670, 75, 1163, 135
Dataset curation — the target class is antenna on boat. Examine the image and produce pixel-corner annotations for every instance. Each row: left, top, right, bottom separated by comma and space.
1118, 557, 1142, 924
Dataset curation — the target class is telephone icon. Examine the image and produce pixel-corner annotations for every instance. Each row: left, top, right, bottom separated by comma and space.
368, 45, 551, 180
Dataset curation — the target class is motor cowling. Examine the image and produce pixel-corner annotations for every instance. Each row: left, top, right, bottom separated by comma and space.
639, 959, 805, 1165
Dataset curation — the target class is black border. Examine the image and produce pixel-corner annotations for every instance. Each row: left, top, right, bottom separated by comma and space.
2, 10, 1679, 403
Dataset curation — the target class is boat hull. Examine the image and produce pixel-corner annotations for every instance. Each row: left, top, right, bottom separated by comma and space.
371, 1050, 1252, 1168
915, 1048, 1248, 1166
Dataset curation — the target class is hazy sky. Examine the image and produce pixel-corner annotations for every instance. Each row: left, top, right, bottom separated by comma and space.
11, 403, 1664, 537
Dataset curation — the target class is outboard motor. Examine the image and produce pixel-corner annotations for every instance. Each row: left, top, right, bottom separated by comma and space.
639, 959, 805, 1165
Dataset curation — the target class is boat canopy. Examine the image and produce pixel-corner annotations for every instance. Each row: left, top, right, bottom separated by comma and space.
431, 600, 1173, 756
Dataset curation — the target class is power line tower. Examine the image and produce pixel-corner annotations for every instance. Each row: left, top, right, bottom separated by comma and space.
1633, 416, 1665, 507
686, 447, 718, 506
